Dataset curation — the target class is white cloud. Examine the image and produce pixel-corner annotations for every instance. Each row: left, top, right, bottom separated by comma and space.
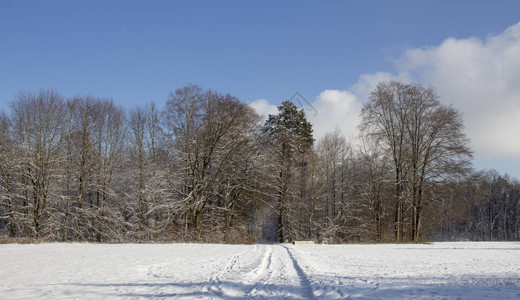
248, 99, 278, 119
308, 90, 361, 141
250, 22, 520, 164
396, 21, 520, 159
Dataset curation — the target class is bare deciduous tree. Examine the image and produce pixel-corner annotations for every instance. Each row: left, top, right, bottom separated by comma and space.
0, 113, 16, 237
360, 81, 409, 241
10, 90, 66, 238
361, 81, 472, 242
164, 85, 260, 242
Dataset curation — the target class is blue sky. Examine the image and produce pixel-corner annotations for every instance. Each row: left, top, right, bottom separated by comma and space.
1, 0, 520, 178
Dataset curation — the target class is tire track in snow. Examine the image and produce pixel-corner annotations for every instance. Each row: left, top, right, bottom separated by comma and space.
207, 247, 254, 296
282, 245, 316, 299
288, 246, 348, 299
245, 245, 273, 281
245, 245, 277, 298
205, 244, 316, 299
245, 245, 315, 299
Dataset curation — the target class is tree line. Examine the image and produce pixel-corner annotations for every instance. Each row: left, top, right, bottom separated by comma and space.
0, 81, 519, 243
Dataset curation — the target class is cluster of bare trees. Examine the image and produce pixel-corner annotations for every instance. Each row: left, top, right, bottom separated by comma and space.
0, 81, 518, 243
0, 86, 264, 242
0, 91, 133, 241
434, 170, 520, 241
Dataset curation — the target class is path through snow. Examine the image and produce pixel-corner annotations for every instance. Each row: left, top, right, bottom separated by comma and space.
0, 242, 519, 299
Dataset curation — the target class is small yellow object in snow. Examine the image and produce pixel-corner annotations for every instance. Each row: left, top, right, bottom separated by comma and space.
292, 241, 315, 245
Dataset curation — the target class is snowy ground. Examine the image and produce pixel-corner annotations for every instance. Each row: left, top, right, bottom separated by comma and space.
0, 242, 519, 299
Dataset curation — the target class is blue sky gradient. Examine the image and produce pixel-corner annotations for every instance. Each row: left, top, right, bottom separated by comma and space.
1, 0, 520, 177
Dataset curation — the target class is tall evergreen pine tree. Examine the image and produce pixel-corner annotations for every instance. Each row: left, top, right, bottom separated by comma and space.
263, 100, 314, 242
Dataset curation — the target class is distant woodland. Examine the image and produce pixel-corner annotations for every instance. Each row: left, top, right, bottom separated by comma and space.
1, 81, 519, 243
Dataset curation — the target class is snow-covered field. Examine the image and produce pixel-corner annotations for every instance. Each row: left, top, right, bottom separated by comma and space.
1, 242, 519, 299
